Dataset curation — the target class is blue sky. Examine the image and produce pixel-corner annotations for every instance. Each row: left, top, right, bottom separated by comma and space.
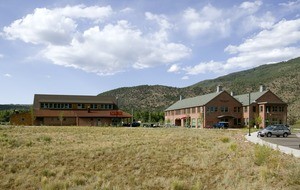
0, 0, 300, 104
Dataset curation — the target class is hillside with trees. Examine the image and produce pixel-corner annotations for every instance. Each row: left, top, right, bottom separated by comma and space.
99, 57, 300, 123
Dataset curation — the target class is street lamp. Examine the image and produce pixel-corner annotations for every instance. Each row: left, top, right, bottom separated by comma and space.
248, 93, 251, 136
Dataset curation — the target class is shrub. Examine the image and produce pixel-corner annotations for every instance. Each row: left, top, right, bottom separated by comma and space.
220, 137, 230, 143
254, 145, 272, 166
37, 135, 52, 143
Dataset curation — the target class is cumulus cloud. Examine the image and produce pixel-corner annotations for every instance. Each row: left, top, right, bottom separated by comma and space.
181, 76, 189, 80
3, 6, 191, 75
43, 20, 191, 75
182, 5, 230, 38
182, 18, 300, 76
4, 73, 12, 77
183, 61, 225, 75
239, 0, 262, 13
279, 0, 300, 9
3, 5, 112, 45
168, 64, 181, 73
181, 1, 275, 39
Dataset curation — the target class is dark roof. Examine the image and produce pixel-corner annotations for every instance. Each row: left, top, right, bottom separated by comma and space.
165, 91, 223, 111
234, 91, 268, 106
33, 94, 116, 109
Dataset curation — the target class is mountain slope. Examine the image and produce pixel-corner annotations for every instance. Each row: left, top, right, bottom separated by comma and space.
99, 57, 300, 120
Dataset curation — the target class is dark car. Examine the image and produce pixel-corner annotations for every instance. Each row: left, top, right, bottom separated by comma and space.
123, 122, 140, 127
213, 122, 229, 129
131, 122, 140, 127
258, 124, 291, 137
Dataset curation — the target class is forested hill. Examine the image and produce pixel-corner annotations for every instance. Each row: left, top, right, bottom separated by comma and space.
99, 57, 300, 120
0, 104, 31, 111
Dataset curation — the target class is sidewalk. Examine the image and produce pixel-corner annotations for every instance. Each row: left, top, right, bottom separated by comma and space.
245, 132, 300, 158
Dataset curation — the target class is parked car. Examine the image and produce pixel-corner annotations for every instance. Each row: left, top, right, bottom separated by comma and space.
258, 124, 291, 137
131, 122, 140, 127
122, 122, 140, 127
213, 122, 229, 129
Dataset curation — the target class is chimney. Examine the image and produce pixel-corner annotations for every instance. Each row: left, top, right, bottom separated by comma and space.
259, 85, 266, 92
217, 85, 223, 93
180, 95, 182, 101
230, 91, 234, 96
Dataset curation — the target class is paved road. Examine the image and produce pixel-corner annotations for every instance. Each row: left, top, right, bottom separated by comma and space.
258, 134, 300, 150
246, 132, 300, 158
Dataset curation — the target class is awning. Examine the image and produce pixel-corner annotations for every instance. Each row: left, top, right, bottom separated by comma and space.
217, 115, 235, 119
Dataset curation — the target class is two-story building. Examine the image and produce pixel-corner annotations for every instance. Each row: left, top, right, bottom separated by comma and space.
10, 94, 132, 126
165, 85, 287, 128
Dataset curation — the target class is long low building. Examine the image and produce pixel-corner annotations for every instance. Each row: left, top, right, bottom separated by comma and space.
10, 94, 132, 126
165, 85, 287, 128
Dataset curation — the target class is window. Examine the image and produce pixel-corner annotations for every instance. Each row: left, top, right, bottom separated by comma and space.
266, 106, 271, 113
198, 107, 202, 113
192, 107, 195, 113
244, 107, 248, 113
78, 104, 85, 109
221, 106, 228, 112
186, 108, 190, 114
208, 106, 218, 112
175, 110, 180, 115
234, 107, 240, 112
197, 118, 202, 127
273, 106, 278, 112
91, 104, 98, 109
253, 106, 256, 112
260, 106, 263, 112
192, 118, 196, 127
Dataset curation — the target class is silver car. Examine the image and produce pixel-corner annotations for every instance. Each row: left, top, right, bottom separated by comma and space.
258, 125, 291, 138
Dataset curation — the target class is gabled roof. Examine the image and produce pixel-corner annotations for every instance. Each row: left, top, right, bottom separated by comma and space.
234, 90, 268, 106
165, 91, 223, 111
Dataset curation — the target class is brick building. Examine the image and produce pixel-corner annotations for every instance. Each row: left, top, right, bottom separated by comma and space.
165, 85, 287, 128
11, 94, 132, 126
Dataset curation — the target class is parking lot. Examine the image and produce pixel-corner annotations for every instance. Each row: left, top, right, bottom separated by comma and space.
259, 134, 300, 150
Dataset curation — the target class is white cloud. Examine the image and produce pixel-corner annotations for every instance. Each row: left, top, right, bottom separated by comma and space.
168, 64, 181, 73
180, 1, 275, 39
279, 0, 300, 9
239, 1, 262, 13
43, 20, 191, 75
182, 6, 230, 38
4, 73, 12, 77
240, 12, 275, 33
183, 61, 224, 75
3, 6, 191, 76
181, 76, 189, 80
226, 19, 300, 53
182, 18, 300, 76
0, 54, 3, 58
120, 7, 134, 13
3, 5, 113, 45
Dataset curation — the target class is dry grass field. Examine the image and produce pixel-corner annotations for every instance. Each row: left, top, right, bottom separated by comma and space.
0, 126, 299, 190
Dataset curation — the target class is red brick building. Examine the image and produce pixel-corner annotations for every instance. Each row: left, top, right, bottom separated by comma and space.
165, 85, 287, 128
11, 94, 132, 126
